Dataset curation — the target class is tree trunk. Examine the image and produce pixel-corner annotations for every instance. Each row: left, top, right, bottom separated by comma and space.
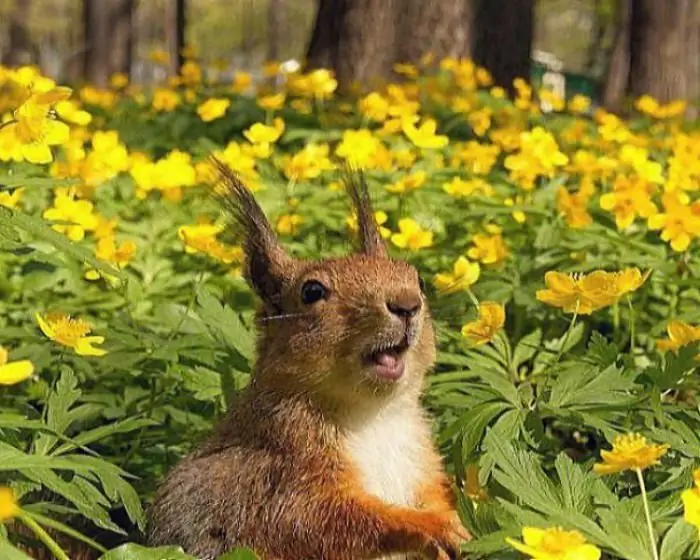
83, 0, 134, 86
267, 0, 285, 62
395, 0, 472, 64
628, 0, 692, 102
306, 0, 473, 89
4, 0, 36, 66
166, 0, 186, 76
685, 1, 700, 117
601, 0, 632, 111
473, 0, 533, 92
111, 0, 134, 76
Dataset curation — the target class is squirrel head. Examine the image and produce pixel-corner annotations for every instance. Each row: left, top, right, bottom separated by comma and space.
214, 159, 436, 409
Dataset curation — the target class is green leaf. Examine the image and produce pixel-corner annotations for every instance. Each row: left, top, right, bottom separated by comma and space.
195, 286, 254, 362
2, 207, 122, 279
660, 517, 698, 560
512, 328, 542, 369
586, 331, 619, 368
0, 539, 34, 560
98, 543, 196, 560
216, 548, 259, 560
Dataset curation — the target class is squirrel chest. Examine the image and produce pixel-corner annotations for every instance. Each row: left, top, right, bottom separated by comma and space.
341, 399, 429, 507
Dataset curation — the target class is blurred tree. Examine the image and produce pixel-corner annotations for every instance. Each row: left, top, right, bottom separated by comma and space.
4, 0, 37, 66
603, 0, 700, 112
473, 0, 534, 92
601, 0, 631, 110
83, 0, 134, 86
306, 0, 472, 89
628, 0, 694, 103
267, 0, 285, 62
166, 0, 186, 75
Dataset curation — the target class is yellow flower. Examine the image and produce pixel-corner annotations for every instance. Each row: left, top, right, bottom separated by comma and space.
55, 100, 92, 126
152, 88, 180, 112
359, 92, 390, 122
656, 320, 700, 353
335, 129, 382, 168
244, 118, 285, 145
536, 271, 617, 315
568, 94, 591, 114
390, 218, 433, 250
648, 192, 700, 252
110, 73, 129, 89
557, 187, 592, 229
232, 72, 252, 94
682, 469, 700, 538
346, 210, 391, 239
536, 269, 646, 315
257, 93, 286, 111
196, 98, 230, 122
0, 187, 24, 209
36, 312, 107, 356
504, 127, 568, 190
386, 170, 427, 194
467, 230, 509, 265
461, 301, 505, 346
276, 214, 303, 235
85, 236, 137, 280
0, 346, 34, 386
443, 177, 493, 198
148, 48, 169, 65
0, 487, 19, 522
42, 191, 100, 241
290, 69, 338, 99
7, 99, 70, 164
281, 143, 334, 181
468, 108, 492, 137
506, 527, 601, 560
179, 61, 202, 86
593, 433, 669, 475
433, 257, 480, 294
402, 116, 448, 149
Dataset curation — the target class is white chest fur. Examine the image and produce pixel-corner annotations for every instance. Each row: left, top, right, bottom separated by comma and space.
342, 398, 429, 507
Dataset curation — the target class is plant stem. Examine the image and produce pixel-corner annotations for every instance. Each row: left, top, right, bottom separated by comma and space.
18, 512, 71, 560
627, 296, 636, 355
636, 468, 659, 560
535, 306, 578, 405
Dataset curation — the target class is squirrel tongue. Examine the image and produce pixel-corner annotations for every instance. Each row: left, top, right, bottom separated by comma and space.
372, 351, 405, 381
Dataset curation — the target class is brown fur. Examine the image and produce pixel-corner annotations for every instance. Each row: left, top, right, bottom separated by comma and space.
145, 162, 469, 559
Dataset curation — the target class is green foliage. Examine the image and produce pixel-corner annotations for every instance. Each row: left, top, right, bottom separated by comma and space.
1, 58, 700, 560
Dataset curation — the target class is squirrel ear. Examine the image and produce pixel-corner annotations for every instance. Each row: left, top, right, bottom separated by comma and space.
213, 157, 292, 308
342, 166, 388, 258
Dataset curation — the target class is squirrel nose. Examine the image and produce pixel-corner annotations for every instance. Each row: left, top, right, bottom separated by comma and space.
386, 294, 422, 319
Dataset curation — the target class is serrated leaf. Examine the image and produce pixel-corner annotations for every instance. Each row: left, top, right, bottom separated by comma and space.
98, 543, 196, 560
660, 517, 698, 560
2, 207, 123, 279
216, 549, 259, 560
512, 328, 542, 369
0, 539, 34, 560
195, 286, 254, 362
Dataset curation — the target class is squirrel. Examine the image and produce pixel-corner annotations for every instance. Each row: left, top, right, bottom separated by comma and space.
146, 159, 469, 560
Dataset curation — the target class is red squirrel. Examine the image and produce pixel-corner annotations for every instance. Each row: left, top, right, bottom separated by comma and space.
146, 160, 469, 559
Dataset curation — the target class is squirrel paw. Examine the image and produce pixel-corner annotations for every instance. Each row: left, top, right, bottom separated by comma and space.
417, 511, 469, 560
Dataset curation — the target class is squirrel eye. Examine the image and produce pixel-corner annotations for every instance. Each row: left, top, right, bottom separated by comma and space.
301, 280, 328, 305
418, 276, 426, 292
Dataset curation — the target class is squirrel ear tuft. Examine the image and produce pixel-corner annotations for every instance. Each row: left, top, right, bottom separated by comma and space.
212, 157, 292, 308
342, 165, 388, 258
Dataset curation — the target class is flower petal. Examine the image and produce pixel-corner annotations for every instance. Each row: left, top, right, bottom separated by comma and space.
74, 336, 107, 357
0, 360, 34, 385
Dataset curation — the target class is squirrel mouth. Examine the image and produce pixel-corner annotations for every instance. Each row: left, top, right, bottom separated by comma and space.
363, 338, 410, 382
